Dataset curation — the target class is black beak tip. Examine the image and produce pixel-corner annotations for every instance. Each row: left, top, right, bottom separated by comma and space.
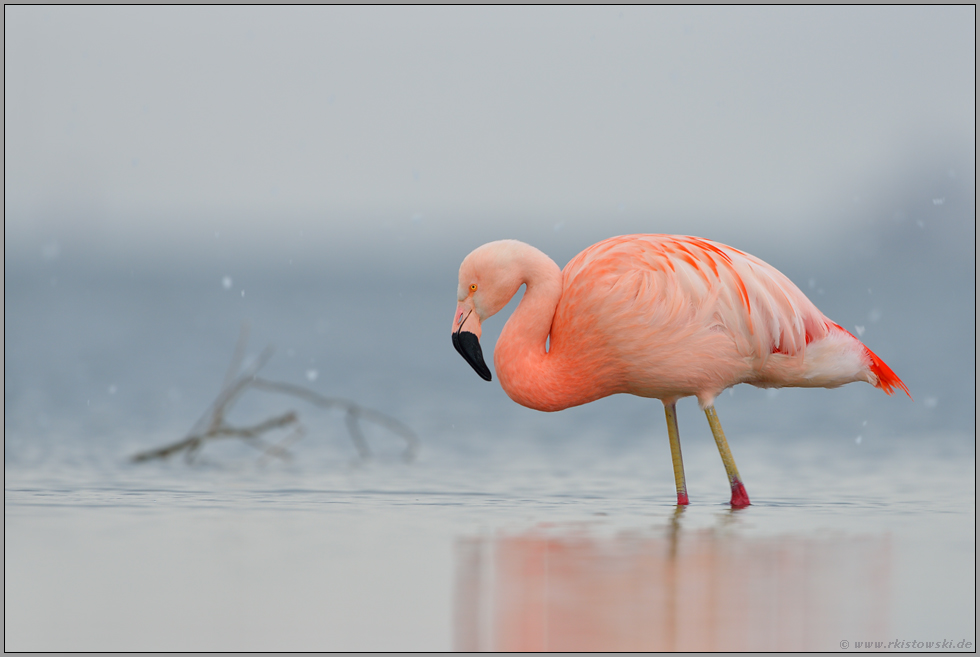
453, 330, 492, 381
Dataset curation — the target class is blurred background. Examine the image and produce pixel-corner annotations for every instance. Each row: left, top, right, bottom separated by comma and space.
4, 6, 975, 651
5, 6, 974, 453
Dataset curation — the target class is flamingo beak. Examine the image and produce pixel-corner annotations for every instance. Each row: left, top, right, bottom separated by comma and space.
452, 306, 492, 381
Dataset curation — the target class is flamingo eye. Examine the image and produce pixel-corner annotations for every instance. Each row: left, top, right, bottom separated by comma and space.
470, 284, 477, 291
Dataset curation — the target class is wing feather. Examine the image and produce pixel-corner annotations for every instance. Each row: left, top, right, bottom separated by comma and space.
559, 235, 830, 364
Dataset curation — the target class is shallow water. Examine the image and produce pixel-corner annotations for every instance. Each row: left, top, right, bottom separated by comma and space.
5, 426, 975, 651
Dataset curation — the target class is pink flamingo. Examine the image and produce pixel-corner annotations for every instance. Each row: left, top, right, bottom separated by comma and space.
452, 235, 910, 507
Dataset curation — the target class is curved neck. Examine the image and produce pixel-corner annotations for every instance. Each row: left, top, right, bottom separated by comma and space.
493, 246, 567, 411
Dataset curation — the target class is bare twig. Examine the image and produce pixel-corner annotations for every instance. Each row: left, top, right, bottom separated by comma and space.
249, 378, 420, 460
131, 329, 419, 464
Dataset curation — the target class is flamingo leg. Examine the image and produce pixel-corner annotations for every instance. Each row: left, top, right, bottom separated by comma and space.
663, 402, 689, 505
704, 406, 751, 507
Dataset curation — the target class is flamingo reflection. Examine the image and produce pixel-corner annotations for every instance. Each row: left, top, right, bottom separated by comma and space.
454, 511, 888, 651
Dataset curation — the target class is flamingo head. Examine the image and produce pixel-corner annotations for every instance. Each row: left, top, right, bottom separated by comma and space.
452, 240, 529, 382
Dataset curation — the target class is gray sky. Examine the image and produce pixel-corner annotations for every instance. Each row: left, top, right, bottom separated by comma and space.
4, 6, 975, 257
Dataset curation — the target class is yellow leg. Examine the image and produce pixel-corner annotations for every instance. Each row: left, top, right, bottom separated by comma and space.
664, 401, 689, 505
704, 405, 751, 507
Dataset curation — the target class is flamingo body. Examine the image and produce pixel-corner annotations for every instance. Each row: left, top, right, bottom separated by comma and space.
451, 234, 909, 506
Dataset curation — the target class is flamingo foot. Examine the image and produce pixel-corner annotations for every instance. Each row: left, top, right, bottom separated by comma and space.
676, 490, 690, 506
730, 479, 750, 508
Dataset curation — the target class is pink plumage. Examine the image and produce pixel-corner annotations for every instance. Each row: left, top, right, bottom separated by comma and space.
452, 234, 909, 506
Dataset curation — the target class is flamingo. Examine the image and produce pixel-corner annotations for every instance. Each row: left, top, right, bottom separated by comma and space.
451, 235, 910, 507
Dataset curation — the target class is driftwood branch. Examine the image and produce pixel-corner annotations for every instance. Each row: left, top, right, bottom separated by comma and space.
131, 327, 419, 464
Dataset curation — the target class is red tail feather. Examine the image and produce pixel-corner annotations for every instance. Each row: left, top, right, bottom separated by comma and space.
865, 346, 911, 399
